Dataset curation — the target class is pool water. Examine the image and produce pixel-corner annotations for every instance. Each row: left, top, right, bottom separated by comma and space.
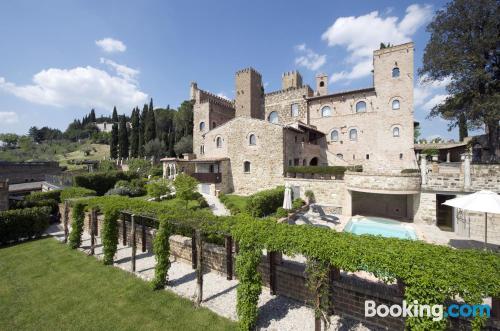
343, 216, 417, 240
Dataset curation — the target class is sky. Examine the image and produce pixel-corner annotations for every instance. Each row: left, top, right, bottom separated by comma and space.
0, 0, 459, 141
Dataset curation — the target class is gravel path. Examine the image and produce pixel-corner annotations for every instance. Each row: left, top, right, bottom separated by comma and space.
47, 224, 372, 330
202, 193, 230, 216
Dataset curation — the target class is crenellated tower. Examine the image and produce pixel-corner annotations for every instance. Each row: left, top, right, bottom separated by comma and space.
235, 68, 264, 119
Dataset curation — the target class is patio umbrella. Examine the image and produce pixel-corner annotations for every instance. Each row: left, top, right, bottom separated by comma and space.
283, 183, 292, 210
443, 190, 500, 249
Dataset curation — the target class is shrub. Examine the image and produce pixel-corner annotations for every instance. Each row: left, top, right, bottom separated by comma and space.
102, 208, 119, 265
98, 160, 116, 172
61, 187, 96, 201
173, 174, 199, 208
25, 190, 61, 203
68, 202, 85, 249
422, 148, 439, 156
12, 197, 59, 215
73, 171, 137, 195
304, 190, 315, 203
197, 195, 209, 209
245, 186, 284, 217
146, 179, 171, 199
292, 198, 305, 210
275, 207, 288, 218
0, 207, 51, 244
127, 158, 153, 177
236, 245, 262, 331
152, 220, 172, 289
401, 168, 420, 174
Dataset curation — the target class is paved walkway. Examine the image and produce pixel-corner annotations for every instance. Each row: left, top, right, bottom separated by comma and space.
201, 193, 230, 216
46, 224, 371, 331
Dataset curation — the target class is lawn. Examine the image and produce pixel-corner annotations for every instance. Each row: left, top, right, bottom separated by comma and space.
219, 194, 250, 214
0, 238, 236, 331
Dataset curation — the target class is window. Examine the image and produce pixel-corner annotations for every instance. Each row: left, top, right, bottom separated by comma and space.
366, 154, 370, 160
216, 137, 222, 148
392, 100, 400, 110
244, 161, 251, 173
212, 122, 217, 129
291, 103, 299, 117
353, 155, 355, 160
355, 101, 366, 113
200, 145, 204, 155
393, 127, 400, 137
249, 134, 256, 145
288, 160, 292, 166
336, 153, 343, 159
349, 128, 357, 141
399, 153, 403, 160
199, 122, 205, 131
392, 67, 400, 78
319, 81, 325, 87
321, 106, 332, 117
294, 135, 298, 143
294, 158, 299, 166
268, 111, 278, 123
330, 130, 339, 142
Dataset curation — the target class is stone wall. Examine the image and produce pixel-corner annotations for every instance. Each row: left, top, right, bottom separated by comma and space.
345, 172, 421, 194
424, 164, 500, 193
0, 161, 62, 184
264, 86, 312, 125
413, 192, 436, 225
284, 177, 345, 207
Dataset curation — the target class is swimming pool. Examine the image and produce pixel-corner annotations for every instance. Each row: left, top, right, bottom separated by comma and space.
343, 216, 417, 240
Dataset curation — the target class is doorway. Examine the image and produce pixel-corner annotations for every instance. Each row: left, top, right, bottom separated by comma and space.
436, 194, 455, 231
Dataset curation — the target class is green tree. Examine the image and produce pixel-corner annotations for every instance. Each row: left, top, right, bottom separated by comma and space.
414, 125, 421, 143
174, 100, 193, 142
130, 108, 140, 158
139, 104, 148, 157
146, 179, 171, 199
174, 135, 193, 156
420, 0, 499, 159
112, 106, 118, 122
118, 115, 129, 158
110, 122, 118, 159
89, 108, 96, 122
0, 133, 19, 148
173, 173, 199, 210
145, 105, 156, 143
144, 138, 166, 160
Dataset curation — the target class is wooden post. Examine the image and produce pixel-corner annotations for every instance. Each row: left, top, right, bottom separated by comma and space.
141, 224, 147, 252
492, 297, 500, 320
191, 229, 197, 269
268, 251, 277, 295
63, 201, 69, 243
122, 217, 127, 246
89, 209, 96, 255
196, 230, 203, 305
131, 214, 136, 272
225, 235, 233, 280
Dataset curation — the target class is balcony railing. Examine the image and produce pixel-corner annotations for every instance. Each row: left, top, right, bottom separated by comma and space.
190, 172, 222, 184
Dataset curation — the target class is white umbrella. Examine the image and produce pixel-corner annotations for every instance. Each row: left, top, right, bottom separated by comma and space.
283, 183, 292, 210
443, 190, 500, 249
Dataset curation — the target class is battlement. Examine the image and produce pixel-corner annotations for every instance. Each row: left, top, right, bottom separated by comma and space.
373, 42, 414, 56
235, 67, 262, 77
197, 88, 234, 109
265, 85, 312, 97
282, 70, 300, 78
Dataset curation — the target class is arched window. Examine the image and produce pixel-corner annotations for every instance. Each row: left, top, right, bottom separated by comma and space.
291, 103, 299, 117
330, 130, 339, 142
321, 106, 332, 117
336, 153, 343, 159
199, 122, 205, 131
309, 157, 318, 166
355, 101, 366, 113
349, 128, 357, 141
268, 111, 278, 123
392, 99, 400, 110
319, 81, 325, 87
392, 67, 400, 78
249, 134, 256, 145
393, 127, 400, 137
216, 137, 222, 148
244, 161, 251, 173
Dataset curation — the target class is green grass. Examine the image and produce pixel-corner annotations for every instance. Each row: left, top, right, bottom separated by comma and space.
0, 238, 236, 331
220, 194, 250, 214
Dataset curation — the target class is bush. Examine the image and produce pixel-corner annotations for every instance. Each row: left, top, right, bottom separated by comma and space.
102, 208, 119, 265
25, 190, 61, 203
108, 178, 147, 197
401, 168, 420, 174
246, 186, 284, 217
98, 160, 116, 172
0, 207, 51, 244
275, 207, 288, 218
304, 190, 315, 203
68, 202, 85, 249
292, 198, 305, 210
173, 174, 199, 207
73, 171, 137, 195
61, 187, 96, 201
197, 195, 209, 209
146, 179, 171, 199
152, 220, 172, 289
12, 197, 59, 215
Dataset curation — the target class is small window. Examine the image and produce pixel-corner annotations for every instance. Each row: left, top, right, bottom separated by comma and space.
199, 122, 205, 131
330, 130, 338, 142
336, 153, 343, 159
212, 122, 217, 129
291, 103, 299, 117
319, 81, 325, 87
392, 100, 400, 110
294, 136, 298, 143
200, 145, 204, 155
268, 111, 279, 123
244, 161, 251, 173
353, 155, 355, 160
216, 137, 222, 148
349, 129, 357, 141
294, 158, 299, 166
392, 67, 400, 78
393, 127, 400, 137
288, 160, 292, 166
249, 134, 256, 145
366, 154, 369, 160
355, 101, 366, 113
321, 106, 332, 117
399, 153, 403, 160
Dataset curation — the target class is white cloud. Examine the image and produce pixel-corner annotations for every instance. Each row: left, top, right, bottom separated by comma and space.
421, 94, 448, 111
321, 4, 433, 82
414, 75, 451, 111
0, 66, 147, 112
0, 111, 19, 124
95, 38, 126, 53
100, 58, 139, 82
294, 44, 326, 71
330, 59, 372, 83
216, 92, 231, 101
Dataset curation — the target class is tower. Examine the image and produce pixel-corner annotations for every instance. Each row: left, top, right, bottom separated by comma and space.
316, 73, 328, 96
234, 68, 264, 119
282, 71, 303, 90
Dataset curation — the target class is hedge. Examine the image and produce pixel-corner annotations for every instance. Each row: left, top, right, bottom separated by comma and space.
24, 190, 61, 203
286, 165, 362, 175
73, 171, 138, 195
0, 206, 51, 244
61, 187, 97, 201
246, 186, 284, 217
152, 220, 173, 289
68, 202, 85, 249
102, 208, 119, 265
401, 168, 420, 174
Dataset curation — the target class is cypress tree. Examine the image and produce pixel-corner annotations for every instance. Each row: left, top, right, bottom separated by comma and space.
145, 106, 156, 142
130, 108, 140, 158
89, 109, 96, 122
110, 122, 118, 159
118, 115, 129, 158
112, 106, 118, 122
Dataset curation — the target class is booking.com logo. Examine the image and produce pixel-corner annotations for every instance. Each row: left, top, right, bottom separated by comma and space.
365, 300, 491, 321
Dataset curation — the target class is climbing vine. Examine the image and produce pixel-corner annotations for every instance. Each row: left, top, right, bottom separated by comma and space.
236, 244, 262, 331
68, 202, 84, 249
152, 220, 172, 290
306, 258, 331, 329
102, 208, 119, 265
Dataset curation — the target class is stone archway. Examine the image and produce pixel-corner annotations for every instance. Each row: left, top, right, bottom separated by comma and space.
309, 157, 318, 166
